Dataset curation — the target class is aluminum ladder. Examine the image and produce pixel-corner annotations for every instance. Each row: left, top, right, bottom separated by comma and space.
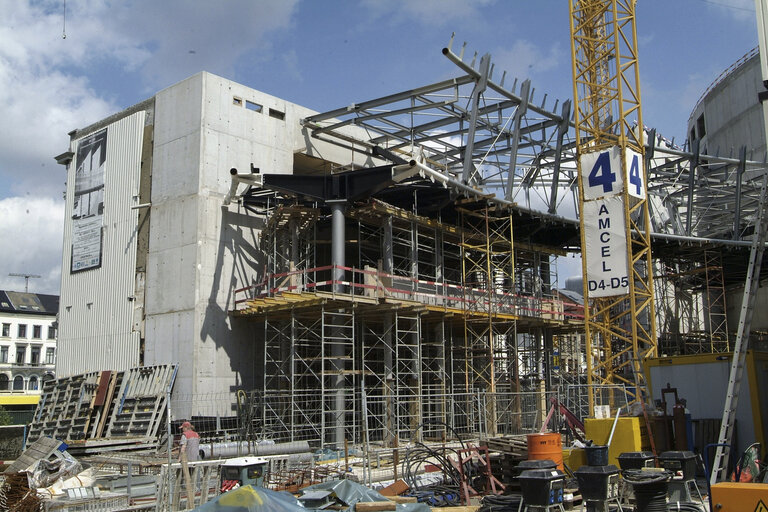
709, 170, 768, 485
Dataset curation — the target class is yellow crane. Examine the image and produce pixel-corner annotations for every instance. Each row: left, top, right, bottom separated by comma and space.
568, 0, 657, 419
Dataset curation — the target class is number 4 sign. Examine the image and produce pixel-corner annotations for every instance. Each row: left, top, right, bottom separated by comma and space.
625, 148, 646, 200
580, 147, 646, 201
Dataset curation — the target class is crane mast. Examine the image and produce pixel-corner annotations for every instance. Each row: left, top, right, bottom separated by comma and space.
569, 0, 658, 415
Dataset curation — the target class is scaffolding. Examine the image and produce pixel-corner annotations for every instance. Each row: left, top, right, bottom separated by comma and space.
235, 197, 577, 447
224, 38, 768, 448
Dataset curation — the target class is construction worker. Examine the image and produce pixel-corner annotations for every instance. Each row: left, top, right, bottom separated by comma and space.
179, 421, 200, 462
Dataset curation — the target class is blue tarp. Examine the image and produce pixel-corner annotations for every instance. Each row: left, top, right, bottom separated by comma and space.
193, 480, 431, 512
194, 485, 307, 512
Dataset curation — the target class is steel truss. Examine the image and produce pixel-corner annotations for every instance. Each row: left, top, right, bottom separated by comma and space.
231, 33, 768, 442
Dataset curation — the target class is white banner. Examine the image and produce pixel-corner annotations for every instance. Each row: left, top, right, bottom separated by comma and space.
580, 146, 623, 200
71, 215, 103, 271
583, 196, 629, 297
71, 128, 107, 273
625, 148, 646, 200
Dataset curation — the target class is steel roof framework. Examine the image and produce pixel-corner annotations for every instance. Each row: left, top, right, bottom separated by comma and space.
302, 38, 768, 244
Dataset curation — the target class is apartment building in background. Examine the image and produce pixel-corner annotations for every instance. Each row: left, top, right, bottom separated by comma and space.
0, 290, 58, 423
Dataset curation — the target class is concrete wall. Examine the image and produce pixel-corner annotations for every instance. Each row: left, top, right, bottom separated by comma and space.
143, 73, 381, 411
726, 284, 768, 332
55, 71, 387, 410
688, 53, 765, 161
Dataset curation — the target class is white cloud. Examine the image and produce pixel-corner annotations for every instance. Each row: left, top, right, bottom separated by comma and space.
491, 40, 563, 85
0, 0, 300, 296
707, 0, 756, 21
0, 1, 300, 201
0, 197, 65, 295
97, 0, 300, 92
360, 0, 497, 26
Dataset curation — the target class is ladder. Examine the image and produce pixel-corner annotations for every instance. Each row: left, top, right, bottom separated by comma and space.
709, 170, 768, 485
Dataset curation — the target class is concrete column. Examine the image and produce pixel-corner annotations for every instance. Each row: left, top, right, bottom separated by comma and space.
330, 200, 346, 293
327, 200, 348, 447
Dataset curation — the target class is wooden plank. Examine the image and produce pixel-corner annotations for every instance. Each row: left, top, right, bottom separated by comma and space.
379, 478, 411, 497
355, 502, 397, 512
93, 370, 113, 406
388, 496, 418, 503
379, 479, 410, 497
95, 371, 119, 438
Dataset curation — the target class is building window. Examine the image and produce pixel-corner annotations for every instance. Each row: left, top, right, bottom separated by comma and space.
696, 114, 706, 138
30, 347, 40, 365
0, 374, 8, 390
245, 100, 262, 112
17, 324, 27, 338
0, 346, 7, 363
15, 346, 25, 364
1, 323, 9, 337
28, 376, 38, 391
13, 376, 24, 391
32, 325, 42, 339
268, 108, 285, 120
47, 325, 56, 339
46, 348, 55, 365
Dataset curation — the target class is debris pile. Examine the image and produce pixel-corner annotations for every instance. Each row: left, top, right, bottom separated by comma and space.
0, 437, 129, 511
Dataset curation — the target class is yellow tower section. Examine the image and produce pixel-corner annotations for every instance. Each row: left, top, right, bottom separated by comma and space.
569, 0, 658, 413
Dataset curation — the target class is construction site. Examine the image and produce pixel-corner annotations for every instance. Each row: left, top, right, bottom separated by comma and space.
2, 1, 768, 511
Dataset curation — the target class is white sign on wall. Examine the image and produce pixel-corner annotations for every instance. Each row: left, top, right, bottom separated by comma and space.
583, 196, 629, 297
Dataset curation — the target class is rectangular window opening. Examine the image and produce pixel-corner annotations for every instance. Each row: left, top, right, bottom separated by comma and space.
33, 325, 41, 339
269, 108, 285, 120
245, 100, 263, 113
697, 114, 706, 138
233, 96, 243, 106
1, 323, 9, 337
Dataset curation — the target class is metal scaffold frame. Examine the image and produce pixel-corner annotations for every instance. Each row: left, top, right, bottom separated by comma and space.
235, 193, 576, 447
220, 31, 768, 448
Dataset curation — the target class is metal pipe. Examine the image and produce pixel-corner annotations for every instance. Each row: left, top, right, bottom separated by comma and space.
199, 440, 312, 459
607, 407, 622, 447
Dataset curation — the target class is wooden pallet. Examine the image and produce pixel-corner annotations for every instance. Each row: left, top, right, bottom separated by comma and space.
481, 435, 529, 458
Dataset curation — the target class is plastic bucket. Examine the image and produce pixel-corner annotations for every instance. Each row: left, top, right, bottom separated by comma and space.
527, 432, 564, 470
585, 445, 609, 466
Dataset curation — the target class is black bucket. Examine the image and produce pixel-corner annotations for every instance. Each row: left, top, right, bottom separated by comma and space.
585, 445, 609, 466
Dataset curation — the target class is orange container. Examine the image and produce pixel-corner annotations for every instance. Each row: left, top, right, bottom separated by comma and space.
526, 432, 564, 470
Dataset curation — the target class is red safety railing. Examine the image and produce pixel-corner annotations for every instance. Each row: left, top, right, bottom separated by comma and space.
233, 265, 585, 321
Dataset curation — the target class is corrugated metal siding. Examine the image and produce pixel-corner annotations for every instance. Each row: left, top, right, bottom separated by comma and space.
57, 112, 146, 377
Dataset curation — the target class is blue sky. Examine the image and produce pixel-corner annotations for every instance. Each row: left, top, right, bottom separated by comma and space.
0, 0, 759, 294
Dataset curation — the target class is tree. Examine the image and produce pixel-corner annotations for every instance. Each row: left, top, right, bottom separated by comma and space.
0, 405, 13, 426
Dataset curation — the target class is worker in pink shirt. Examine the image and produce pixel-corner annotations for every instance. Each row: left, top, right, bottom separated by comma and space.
179, 421, 200, 462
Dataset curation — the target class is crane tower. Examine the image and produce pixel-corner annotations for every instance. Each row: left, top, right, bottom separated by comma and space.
569, 0, 657, 414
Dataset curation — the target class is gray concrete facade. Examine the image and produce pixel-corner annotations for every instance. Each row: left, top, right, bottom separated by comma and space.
58, 72, 376, 410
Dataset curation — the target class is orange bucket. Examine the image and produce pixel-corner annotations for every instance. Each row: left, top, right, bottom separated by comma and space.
526, 432, 564, 470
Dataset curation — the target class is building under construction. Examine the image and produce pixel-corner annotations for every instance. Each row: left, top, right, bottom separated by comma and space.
52, 38, 768, 453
